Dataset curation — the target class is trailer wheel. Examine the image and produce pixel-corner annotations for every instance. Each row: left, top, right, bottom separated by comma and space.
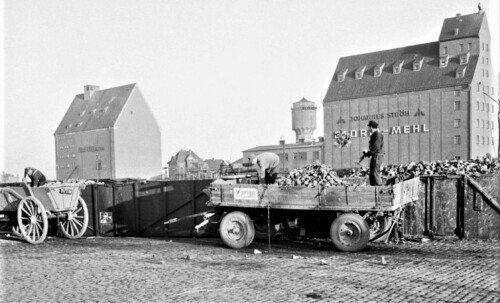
330, 213, 370, 252
17, 196, 48, 244
220, 211, 255, 249
60, 197, 89, 239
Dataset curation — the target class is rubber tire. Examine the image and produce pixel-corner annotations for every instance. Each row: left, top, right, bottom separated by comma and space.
253, 217, 278, 240
60, 197, 89, 239
330, 213, 370, 252
17, 196, 48, 244
219, 211, 255, 249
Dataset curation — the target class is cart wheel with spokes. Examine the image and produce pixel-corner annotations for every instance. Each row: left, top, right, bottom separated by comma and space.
17, 196, 48, 244
330, 213, 370, 252
60, 197, 89, 239
219, 211, 255, 249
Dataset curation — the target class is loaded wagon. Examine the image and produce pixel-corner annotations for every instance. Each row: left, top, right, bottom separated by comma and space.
0, 181, 89, 244
200, 176, 420, 252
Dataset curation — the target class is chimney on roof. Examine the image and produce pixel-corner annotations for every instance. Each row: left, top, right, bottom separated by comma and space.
84, 85, 100, 100
454, 28, 459, 36
456, 13, 461, 20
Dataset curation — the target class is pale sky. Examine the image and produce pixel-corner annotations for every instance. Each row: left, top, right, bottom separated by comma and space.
1, 0, 499, 179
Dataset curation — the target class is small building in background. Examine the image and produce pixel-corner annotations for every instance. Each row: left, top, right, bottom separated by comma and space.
168, 150, 203, 180
54, 84, 162, 180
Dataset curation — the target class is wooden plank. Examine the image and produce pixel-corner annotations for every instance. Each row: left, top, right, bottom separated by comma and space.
467, 176, 500, 216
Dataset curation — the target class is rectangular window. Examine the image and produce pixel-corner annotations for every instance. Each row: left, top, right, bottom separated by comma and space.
487, 121, 489, 129
487, 43, 489, 52
454, 90, 461, 97
477, 135, 480, 144
454, 101, 460, 111
487, 104, 489, 112
460, 44, 464, 52
482, 120, 484, 128
487, 137, 489, 145
482, 42, 485, 50
482, 103, 485, 111
293, 152, 307, 160
477, 119, 480, 128
454, 135, 461, 145
443, 46, 448, 55
453, 119, 460, 128
487, 58, 489, 65
482, 136, 484, 145
477, 101, 480, 110
482, 57, 485, 64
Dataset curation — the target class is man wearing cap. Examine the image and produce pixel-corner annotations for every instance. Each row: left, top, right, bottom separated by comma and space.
361, 121, 384, 186
249, 152, 280, 185
23, 167, 47, 187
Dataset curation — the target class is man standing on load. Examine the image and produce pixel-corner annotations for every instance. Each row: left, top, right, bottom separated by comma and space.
249, 152, 280, 185
360, 120, 384, 186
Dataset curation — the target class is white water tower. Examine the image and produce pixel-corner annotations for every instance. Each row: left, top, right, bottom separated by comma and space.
291, 98, 317, 143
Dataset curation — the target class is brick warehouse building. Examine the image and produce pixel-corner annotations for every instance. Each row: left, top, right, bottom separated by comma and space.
324, 10, 498, 169
54, 84, 162, 180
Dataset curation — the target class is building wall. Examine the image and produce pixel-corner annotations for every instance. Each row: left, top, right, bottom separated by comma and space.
55, 129, 113, 180
114, 87, 162, 179
324, 86, 478, 169
243, 143, 323, 172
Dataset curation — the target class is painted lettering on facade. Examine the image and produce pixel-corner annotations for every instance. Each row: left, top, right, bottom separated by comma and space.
349, 110, 410, 122
347, 124, 429, 138
78, 146, 105, 153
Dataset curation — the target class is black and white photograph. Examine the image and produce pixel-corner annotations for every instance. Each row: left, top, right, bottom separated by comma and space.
1, 0, 499, 302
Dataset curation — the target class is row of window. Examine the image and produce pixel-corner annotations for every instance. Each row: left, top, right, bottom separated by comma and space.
58, 154, 76, 159
477, 101, 495, 112
453, 135, 496, 146
58, 145, 75, 150
475, 119, 496, 129
278, 151, 320, 161
442, 42, 489, 56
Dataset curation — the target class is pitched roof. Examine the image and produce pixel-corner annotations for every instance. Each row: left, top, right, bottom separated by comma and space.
203, 159, 227, 170
323, 42, 478, 102
168, 150, 202, 165
55, 84, 136, 134
293, 98, 315, 107
439, 12, 484, 42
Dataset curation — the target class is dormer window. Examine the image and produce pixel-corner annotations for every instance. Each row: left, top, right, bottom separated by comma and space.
454, 28, 459, 36
439, 55, 449, 68
459, 52, 470, 64
337, 68, 348, 82
456, 65, 467, 78
393, 60, 404, 74
374, 63, 385, 77
355, 66, 366, 80
413, 57, 424, 71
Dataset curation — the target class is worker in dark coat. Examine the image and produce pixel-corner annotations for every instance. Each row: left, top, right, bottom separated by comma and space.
360, 121, 384, 186
249, 152, 280, 185
23, 167, 47, 187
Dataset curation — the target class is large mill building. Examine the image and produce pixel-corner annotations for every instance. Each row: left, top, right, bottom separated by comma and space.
324, 10, 498, 169
54, 84, 162, 180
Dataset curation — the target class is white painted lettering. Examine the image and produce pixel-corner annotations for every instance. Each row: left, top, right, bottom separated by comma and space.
360, 129, 368, 137
412, 124, 421, 133
350, 130, 358, 138
391, 126, 402, 135
423, 124, 429, 132
404, 125, 411, 134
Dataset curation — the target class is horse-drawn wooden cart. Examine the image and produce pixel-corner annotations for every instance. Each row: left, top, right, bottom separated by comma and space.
201, 177, 420, 252
0, 181, 89, 244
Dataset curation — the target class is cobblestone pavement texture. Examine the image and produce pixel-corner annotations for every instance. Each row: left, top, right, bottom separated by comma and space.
0, 236, 499, 303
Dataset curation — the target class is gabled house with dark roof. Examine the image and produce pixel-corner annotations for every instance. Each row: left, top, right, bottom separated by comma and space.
324, 10, 498, 169
167, 150, 203, 180
54, 84, 162, 179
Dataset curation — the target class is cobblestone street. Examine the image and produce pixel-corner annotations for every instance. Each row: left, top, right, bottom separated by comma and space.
0, 236, 498, 303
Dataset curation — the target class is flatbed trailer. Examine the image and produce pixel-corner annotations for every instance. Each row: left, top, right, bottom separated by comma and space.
202, 177, 420, 252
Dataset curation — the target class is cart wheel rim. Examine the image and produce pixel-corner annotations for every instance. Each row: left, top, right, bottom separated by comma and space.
338, 221, 362, 246
224, 220, 245, 241
60, 197, 89, 239
17, 197, 48, 244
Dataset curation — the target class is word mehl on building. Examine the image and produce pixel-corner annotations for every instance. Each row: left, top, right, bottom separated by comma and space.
324, 10, 498, 169
54, 84, 162, 180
